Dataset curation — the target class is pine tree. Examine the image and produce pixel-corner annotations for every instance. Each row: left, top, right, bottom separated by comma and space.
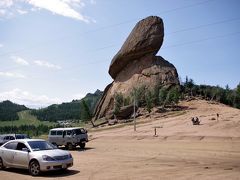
165, 87, 180, 106
80, 100, 92, 122
113, 93, 123, 117
145, 90, 153, 113
159, 87, 167, 106
235, 83, 240, 108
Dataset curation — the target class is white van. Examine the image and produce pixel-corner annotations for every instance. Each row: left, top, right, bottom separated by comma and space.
48, 127, 88, 149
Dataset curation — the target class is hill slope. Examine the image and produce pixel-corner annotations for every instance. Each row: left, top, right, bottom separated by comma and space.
0, 100, 28, 121
91, 99, 240, 139
0, 110, 55, 127
31, 89, 103, 122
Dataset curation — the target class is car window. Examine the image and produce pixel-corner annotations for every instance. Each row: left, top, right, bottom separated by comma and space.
56, 131, 63, 136
66, 130, 72, 136
73, 129, 80, 135
9, 136, 15, 140
28, 141, 56, 151
4, 136, 9, 140
4, 142, 18, 150
16, 135, 23, 139
16, 142, 28, 151
74, 128, 86, 135
50, 131, 56, 135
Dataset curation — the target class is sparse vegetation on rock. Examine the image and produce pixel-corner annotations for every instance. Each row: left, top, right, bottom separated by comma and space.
94, 16, 179, 120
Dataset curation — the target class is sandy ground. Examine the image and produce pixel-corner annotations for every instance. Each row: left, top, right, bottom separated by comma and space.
1, 100, 240, 179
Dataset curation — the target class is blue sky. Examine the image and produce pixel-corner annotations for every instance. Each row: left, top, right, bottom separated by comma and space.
0, 0, 239, 108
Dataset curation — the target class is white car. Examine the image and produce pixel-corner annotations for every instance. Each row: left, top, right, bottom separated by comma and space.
0, 139, 73, 176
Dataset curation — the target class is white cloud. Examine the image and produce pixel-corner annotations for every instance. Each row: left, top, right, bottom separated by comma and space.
17, 9, 28, 14
0, 0, 94, 22
34, 60, 62, 70
11, 55, 29, 66
0, 71, 25, 78
0, 0, 13, 8
62, 0, 85, 8
0, 9, 6, 16
0, 0, 15, 18
0, 44, 3, 48
0, 88, 61, 108
27, 0, 89, 22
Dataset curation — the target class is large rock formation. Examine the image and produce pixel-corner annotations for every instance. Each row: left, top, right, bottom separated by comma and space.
94, 16, 179, 120
109, 16, 164, 79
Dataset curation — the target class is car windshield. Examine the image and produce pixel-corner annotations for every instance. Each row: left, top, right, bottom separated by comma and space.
16, 135, 28, 139
28, 141, 56, 151
74, 128, 85, 135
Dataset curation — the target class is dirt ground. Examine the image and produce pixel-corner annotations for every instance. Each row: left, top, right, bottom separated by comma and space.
1, 100, 240, 179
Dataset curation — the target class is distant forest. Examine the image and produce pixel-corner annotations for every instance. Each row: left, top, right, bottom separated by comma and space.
0, 81, 239, 123
31, 90, 103, 122
0, 100, 28, 121
181, 77, 240, 109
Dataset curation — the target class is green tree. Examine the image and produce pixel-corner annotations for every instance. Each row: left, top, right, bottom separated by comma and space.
0, 100, 28, 121
159, 87, 167, 106
145, 90, 154, 113
234, 83, 240, 108
113, 93, 123, 117
172, 87, 180, 104
123, 96, 131, 106
165, 87, 180, 106
131, 85, 146, 107
80, 100, 92, 122
184, 76, 195, 96
152, 84, 162, 106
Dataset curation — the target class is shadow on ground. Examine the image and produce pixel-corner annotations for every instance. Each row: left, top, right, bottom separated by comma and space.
58, 147, 95, 152
4, 168, 80, 177
40, 169, 80, 177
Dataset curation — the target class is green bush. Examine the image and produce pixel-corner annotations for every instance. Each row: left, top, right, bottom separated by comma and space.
145, 90, 154, 113
113, 93, 124, 115
159, 87, 167, 106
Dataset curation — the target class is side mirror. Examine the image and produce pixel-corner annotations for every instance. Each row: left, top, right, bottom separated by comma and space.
22, 148, 30, 152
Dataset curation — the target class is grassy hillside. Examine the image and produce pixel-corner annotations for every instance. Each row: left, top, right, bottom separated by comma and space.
0, 100, 28, 121
0, 110, 55, 127
31, 89, 103, 122
0, 110, 87, 136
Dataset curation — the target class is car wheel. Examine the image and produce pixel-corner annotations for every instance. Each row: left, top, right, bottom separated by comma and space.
67, 143, 73, 150
29, 160, 40, 176
80, 142, 85, 149
0, 157, 5, 170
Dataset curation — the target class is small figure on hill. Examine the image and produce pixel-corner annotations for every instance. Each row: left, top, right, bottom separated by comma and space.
217, 113, 219, 121
191, 117, 195, 123
191, 117, 200, 125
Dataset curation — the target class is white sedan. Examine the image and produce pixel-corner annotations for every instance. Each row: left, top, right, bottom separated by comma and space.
0, 139, 73, 176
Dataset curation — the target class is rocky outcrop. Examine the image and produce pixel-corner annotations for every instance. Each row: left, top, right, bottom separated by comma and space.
105, 105, 134, 120
109, 16, 164, 79
93, 16, 179, 120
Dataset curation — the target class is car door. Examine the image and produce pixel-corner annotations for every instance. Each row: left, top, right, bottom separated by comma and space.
1, 141, 18, 167
66, 130, 73, 144
12, 142, 30, 168
56, 130, 64, 145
